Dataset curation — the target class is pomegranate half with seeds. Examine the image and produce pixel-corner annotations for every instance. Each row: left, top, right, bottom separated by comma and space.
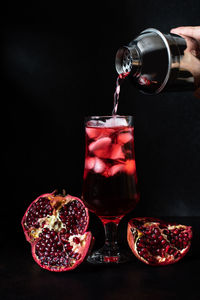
22, 191, 92, 271
127, 217, 192, 266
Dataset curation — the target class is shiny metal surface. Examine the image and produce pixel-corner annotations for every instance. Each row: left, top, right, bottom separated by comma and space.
115, 28, 195, 94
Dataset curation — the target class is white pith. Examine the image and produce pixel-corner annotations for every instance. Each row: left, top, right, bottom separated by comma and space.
69, 234, 86, 251
29, 212, 66, 239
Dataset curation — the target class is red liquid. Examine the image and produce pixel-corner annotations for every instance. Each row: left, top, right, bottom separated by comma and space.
82, 124, 139, 218
112, 72, 130, 115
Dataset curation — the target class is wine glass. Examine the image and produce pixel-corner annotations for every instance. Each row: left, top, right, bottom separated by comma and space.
82, 115, 139, 263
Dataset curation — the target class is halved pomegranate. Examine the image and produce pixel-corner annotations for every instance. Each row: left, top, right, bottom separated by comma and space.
22, 191, 92, 272
127, 217, 192, 266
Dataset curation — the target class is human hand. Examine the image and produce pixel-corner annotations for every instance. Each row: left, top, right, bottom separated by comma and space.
170, 26, 200, 97
171, 26, 200, 58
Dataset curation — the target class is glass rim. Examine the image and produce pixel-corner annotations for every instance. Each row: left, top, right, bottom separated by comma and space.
85, 115, 134, 120
85, 114, 134, 117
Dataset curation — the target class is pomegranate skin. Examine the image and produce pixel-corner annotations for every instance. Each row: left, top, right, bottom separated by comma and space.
21, 191, 92, 272
127, 217, 193, 266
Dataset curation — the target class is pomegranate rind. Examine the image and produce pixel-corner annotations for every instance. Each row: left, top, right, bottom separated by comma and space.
31, 232, 92, 272
127, 217, 192, 266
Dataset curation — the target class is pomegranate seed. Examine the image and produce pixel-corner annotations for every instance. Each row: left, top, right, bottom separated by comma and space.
173, 229, 179, 235
137, 242, 144, 248
165, 245, 170, 253
156, 249, 161, 255
143, 254, 149, 260
66, 245, 73, 251
73, 237, 80, 244
183, 241, 188, 247
75, 253, 81, 260
154, 228, 159, 235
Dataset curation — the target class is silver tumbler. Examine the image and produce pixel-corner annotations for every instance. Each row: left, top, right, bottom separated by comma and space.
115, 28, 195, 94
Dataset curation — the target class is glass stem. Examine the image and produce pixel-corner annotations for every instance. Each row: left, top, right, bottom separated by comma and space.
104, 222, 119, 253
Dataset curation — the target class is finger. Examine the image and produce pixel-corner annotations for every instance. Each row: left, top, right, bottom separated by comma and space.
183, 35, 200, 56
170, 26, 200, 40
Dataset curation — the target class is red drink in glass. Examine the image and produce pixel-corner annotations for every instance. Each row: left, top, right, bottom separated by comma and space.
82, 116, 139, 264
82, 123, 139, 219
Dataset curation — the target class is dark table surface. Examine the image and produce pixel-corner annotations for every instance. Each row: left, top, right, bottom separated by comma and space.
1, 217, 200, 300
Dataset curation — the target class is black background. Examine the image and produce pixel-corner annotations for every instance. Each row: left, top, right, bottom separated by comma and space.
1, 1, 200, 299
2, 0, 200, 219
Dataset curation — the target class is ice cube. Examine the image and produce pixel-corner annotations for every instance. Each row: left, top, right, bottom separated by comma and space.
125, 159, 136, 174
110, 144, 125, 160
104, 117, 128, 128
86, 128, 101, 139
85, 157, 96, 169
86, 127, 115, 140
87, 120, 105, 127
93, 157, 106, 174
108, 164, 125, 176
117, 132, 133, 145
89, 137, 112, 158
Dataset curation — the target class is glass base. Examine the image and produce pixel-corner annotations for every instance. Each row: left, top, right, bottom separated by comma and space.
87, 246, 130, 264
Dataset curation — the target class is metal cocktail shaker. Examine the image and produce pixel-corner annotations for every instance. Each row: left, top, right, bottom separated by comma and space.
115, 28, 196, 94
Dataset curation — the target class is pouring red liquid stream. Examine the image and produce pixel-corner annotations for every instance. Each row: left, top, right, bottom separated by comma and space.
112, 72, 130, 115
